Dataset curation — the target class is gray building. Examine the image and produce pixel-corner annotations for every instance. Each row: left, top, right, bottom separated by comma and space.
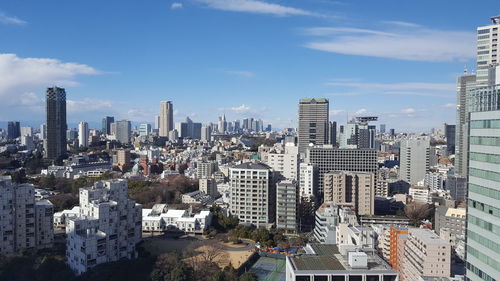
446, 174, 467, 202
298, 98, 329, 153
159, 101, 173, 137
176, 117, 202, 139
399, 138, 430, 185
102, 116, 114, 135
7, 121, 20, 139
445, 124, 456, 155
455, 73, 477, 176
44, 87, 67, 159
115, 120, 131, 144
435, 206, 466, 241
305, 146, 377, 196
276, 180, 298, 233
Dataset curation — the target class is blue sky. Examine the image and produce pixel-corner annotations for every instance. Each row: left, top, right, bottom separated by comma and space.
0, 0, 497, 131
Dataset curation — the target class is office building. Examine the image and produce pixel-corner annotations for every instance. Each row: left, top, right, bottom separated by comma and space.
176, 117, 202, 139
434, 206, 466, 243
229, 162, 275, 228
7, 121, 20, 139
466, 109, 500, 281
286, 244, 397, 281
446, 174, 467, 202
380, 124, 386, 134
201, 125, 211, 142
408, 186, 430, 204
399, 138, 430, 185
299, 163, 318, 200
218, 115, 227, 134
298, 98, 329, 153
276, 180, 298, 232
159, 101, 173, 137
65, 179, 142, 275
0, 176, 54, 255
339, 117, 377, 149
138, 123, 151, 136
476, 14, 500, 86
44, 87, 67, 159
323, 171, 375, 216
154, 115, 160, 131
306, 146, 378, 195
328, 121, 337, 146
78, 122, 89, 147
20, 126, 33, 137
115, 120, 131, 144
444, 124, 456, 155
66, 128, 78, 141
39, 123, 47, 140
399, 228, 451, 281
423, 172, 445, 190
455, 73, 477, 176
21, 135, 34, 150
102, 116, 114, 135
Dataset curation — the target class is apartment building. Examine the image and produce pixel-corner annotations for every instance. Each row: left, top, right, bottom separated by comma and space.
399, 228, 451, 281
276, 180, 299, 232
298, 162, 318, 200
0, 176, 54, 255
323, 171, 375, 216
65, 179, 142, 275
229, 162, 276, 228
265, 143, 299, 180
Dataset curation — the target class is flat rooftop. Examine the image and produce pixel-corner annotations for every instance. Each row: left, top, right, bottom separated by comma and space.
289, 244, 394, 272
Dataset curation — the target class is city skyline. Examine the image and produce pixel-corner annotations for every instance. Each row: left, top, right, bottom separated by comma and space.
0, 1, 497, 131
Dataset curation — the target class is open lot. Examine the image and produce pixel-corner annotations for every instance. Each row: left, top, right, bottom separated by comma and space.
142, 235, 255, 268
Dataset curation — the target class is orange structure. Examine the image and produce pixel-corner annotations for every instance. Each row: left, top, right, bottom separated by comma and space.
389, 226, 408, 270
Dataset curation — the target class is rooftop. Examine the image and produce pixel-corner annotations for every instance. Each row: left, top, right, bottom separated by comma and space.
232, 162, 271, 170
299, 98, 329, 103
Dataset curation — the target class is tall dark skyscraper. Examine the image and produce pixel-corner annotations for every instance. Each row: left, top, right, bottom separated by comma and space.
298, 98, 329, 153
7, 121, 20, 139
102, 116, 114, 135
44, 87, 67, 159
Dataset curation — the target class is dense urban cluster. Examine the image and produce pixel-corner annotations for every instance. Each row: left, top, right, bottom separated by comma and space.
0, 12, 499, 281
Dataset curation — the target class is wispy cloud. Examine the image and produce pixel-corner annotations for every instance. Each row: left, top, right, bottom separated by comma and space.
0, 12, 27, 25
443, 103, 455, 108
194, 0, 318, 16
221, 69, 256, 78
381, 20, 421, 28
171, 2, 183, 9
303, 24, 475, 62
326, 80, 455, 98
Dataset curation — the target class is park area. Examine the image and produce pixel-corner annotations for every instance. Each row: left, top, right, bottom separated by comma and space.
142, 235, 256, 269
248, 256, 286, 281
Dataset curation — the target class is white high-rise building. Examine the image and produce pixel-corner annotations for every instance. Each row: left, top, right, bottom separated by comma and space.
78, 122, 89, 147
138, 123, 151, 136
0, 176, 54, 255
299, 163, 318, 200
201, 125, 211, 142
399, 138, 430, 185
159, 101, 173, 137
65, 179, 142, 275
265, 143, 299, 180
476, 14, 500, 87
20, 126, 33, 137
229, 163, 275, 228
40, 123, 47, 140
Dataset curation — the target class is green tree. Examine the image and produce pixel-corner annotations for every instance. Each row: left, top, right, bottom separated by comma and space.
239, 272, 258, 281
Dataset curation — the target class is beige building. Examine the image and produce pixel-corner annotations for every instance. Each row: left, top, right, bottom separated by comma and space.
199, 178, 218, 197
323, 171, 375, 216
399, 228, 451, 281
159, 101, 173, 137
115, 149, 131, 171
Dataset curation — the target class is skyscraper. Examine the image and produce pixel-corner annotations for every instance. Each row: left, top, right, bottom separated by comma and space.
444, 123, 456, 155
78, 122, 89, 147
218, 114, 227, 134
159, 101, 173, 137
298, 98, 329, 153
455, 73, 477, 175
476, 14, 500, 86
44, 87, 67, 159
399, 138, 430, 185
102, 116, 114, 135
7, 121, 20, 139
115, 120, 131, 144
380, 124, 386, 134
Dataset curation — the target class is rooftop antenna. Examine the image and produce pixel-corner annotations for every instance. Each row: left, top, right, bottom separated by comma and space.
464, 65, 468, 74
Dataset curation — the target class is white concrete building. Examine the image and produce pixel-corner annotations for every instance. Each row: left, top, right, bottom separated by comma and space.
399, 138, 430, 185
424, 172, 445, 190
142, 206, 212, 234
265, 143, 299, 180
65, 179, 142, 275
0, 176, 54, 255
299, 163, 318, 200
409, 186, 431, 204
229, 162, 275, 228
78, 122, 89, 147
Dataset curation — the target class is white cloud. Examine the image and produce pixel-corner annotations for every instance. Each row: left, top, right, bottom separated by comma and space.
401, 107, 416, 114
171, 2, 183, 9
67, 98, 114, 114
303, 25, 475, 62
354, 108, 367, 115
0, 12, 27, 25
0, 53, 99, 105
194, 0, 317, 16
326, 80, 455, 98
443, 103, 455, 108
230, 104, 251, 113
221, 69, 255, 78
381, 20, 421, 28
330, 109, 346, 116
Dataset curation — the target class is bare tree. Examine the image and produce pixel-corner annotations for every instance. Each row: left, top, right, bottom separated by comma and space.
404, 203, 433, 226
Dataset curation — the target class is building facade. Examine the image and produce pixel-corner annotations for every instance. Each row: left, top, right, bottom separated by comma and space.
44, 87, 67, 159
159, 101, 174, 137
399, 139, 430, 185
78, 122, 89, 147
298, 98, 329, 153
276, 180, 298, 232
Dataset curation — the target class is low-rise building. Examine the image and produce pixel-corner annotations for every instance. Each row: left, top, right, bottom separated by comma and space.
142, 206, 212, 234
286, 244, 398, 281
